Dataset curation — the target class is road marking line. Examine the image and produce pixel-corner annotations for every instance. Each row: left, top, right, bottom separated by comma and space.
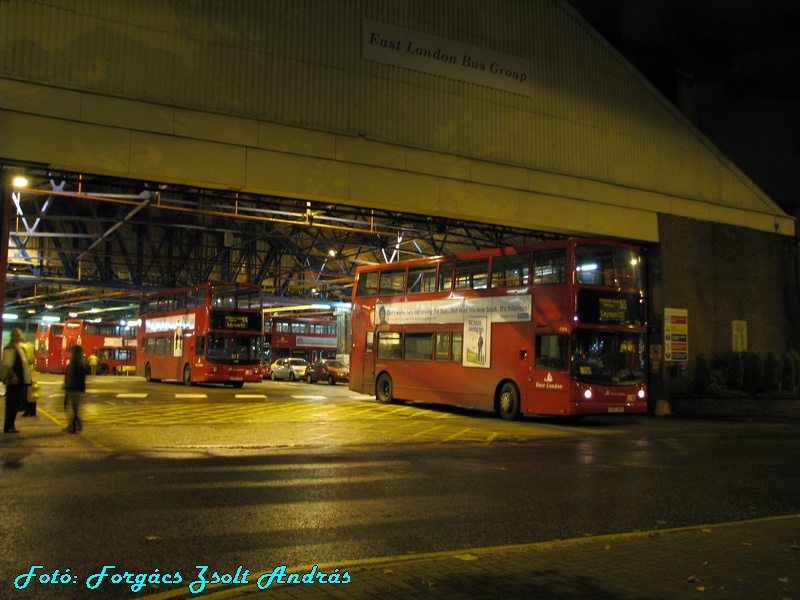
175, 394, 207, 398
441, 427, 473, 442
116, 393, 148, 398
236, 394, 267, 398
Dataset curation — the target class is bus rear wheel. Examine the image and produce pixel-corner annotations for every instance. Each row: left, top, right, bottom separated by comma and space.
144, 363, 158, 382
375, 373, 394, 404
183, 364, 192, 386
497, 381, 522, 421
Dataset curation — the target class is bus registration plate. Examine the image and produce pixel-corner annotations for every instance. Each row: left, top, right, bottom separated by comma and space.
607, 406, 624, 413
230, 376, 243, 381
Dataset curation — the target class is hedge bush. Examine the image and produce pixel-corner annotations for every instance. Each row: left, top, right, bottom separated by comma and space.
692, 350, 800, 396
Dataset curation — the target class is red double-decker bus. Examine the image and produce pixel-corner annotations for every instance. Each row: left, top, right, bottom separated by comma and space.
137, 282, 263, 386
34, 322, 66, 373
265, 316, 338, 363
62, 320, 138, 375
34, 320, 137, 374
349, 238, 648, 419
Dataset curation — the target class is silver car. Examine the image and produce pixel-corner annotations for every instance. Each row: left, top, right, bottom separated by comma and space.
269, 357, 308, 381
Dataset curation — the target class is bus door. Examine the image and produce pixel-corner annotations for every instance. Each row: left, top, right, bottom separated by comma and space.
527, 334, 570, 414
361, 330, 377, 395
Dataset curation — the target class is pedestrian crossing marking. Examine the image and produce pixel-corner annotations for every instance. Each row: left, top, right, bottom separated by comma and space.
236, 394, 267, 399
175, 393, 208, 398
117, 393, 148, 398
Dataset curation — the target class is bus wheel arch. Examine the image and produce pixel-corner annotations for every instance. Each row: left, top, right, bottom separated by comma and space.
98, 363, 110, 375
496, 380, 522, 421
182, 364, 192, 386
375, 372, 394, 404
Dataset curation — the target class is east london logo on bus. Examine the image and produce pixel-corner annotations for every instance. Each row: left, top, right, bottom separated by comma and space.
534, 372, 564, 390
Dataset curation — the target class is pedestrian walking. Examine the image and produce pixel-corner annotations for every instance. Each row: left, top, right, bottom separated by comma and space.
19, 339, 37, 416
1, 328, 33, 434
87, 352, 99, 376
64, 345, 89, 434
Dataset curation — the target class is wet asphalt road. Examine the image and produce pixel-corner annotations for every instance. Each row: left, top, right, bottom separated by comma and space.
2, 375, 799, 599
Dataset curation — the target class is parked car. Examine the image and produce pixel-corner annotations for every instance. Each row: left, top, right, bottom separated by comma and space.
269, 358, 308, 381
306, 359, 349, 385
261, 361, 272, 380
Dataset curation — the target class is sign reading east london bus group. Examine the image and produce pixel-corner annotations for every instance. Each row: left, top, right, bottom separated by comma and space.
362, 19, 531, 96
664, 308, 689, 362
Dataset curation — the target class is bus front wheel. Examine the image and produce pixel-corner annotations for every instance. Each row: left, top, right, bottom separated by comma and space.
497, 381, 522, 421
183, 365, 192, 386
375, 373, 394, 404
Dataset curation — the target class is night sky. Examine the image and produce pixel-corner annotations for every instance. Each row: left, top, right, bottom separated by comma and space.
566, 0, 800, 217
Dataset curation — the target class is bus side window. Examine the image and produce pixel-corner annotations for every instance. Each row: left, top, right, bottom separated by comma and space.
407, 266, 437, 294
451, 331, 463, 362
533, 249, 566, 285
454, 258, 489, 290
379, 269, 406, 296
438, 261, 454, 292
534, 334, 568, 370
491, 252, 531, 288
366, 331, 374, 353
404, 332, 433, 361
377, 332, 401, 360
434, 332, 450, 361
356, 272, 379, 297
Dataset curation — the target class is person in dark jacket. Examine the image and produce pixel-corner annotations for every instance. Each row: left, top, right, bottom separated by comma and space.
2, 328, 33, 434
64, 345, 89, 433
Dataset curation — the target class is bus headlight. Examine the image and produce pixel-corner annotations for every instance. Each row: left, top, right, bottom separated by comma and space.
583, 389, 593, 400
637, 388, 646, 399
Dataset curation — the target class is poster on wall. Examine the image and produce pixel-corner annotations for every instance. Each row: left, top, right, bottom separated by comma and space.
463, 316, 489, 368
664, 308, 688, 362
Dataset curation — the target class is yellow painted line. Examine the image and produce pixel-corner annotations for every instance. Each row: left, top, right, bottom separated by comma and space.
399, 424, 446, 440
440, 427, 473, 442
141, 514, 800, 600
36, 407, 111, 451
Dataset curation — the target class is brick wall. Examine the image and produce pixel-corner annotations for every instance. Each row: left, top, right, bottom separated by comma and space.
648, 215, 793, 400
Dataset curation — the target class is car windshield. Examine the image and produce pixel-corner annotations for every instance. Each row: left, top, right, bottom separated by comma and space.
327, 361, 346, 369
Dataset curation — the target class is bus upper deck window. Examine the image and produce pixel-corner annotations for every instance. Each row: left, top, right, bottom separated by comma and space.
379, 269, 406, 296
356, 272, 379, 297
491, 252, 531, 288
533, 249, 566, 284
454, 258, 489, 290
407, 266, 437, 293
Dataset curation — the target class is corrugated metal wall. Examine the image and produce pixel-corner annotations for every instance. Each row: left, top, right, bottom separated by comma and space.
0, 0, 780, 215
